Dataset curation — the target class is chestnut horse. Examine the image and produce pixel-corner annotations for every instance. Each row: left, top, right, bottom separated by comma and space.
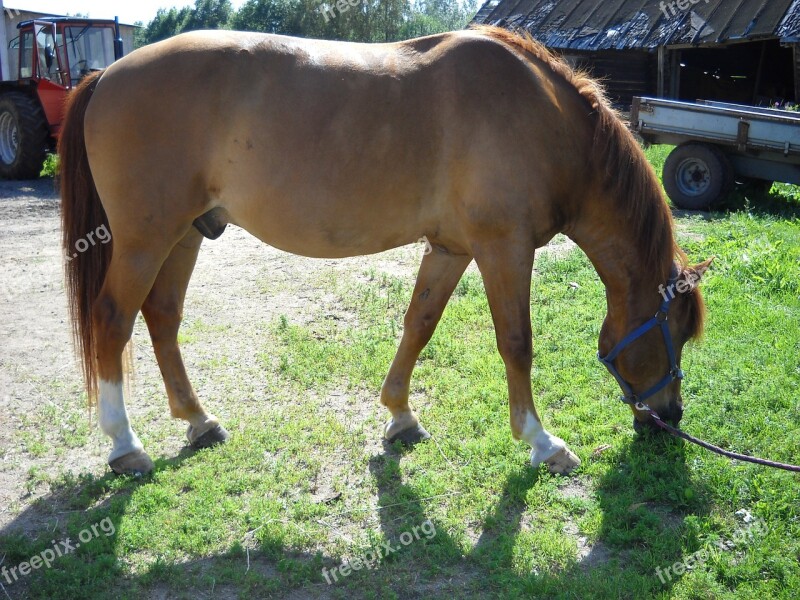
59, 26, 708, 476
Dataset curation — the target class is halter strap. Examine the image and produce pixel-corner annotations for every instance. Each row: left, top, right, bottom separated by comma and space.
597, 270, 684, 405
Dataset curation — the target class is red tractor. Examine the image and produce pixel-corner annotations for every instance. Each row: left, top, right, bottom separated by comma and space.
0, 17, 123, 179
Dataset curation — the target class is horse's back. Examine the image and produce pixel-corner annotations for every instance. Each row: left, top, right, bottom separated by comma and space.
83, 29, 594, 257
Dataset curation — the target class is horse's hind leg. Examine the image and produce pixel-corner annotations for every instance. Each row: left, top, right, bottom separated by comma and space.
473, 240, 581, 475
94, 238, 176, 475
141, 228, 229, 448
382, 250, 471, 443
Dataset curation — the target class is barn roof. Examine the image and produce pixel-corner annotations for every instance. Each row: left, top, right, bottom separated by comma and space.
471, 0, 800, 50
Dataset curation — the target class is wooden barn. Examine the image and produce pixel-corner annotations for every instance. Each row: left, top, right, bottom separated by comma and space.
472, 0, 800, 110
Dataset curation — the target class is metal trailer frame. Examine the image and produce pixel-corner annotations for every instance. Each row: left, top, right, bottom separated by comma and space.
631, 96, 800, 186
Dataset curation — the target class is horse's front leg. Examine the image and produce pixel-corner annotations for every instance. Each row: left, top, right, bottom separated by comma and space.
381, 249, 471, 443
474, 241, 581, 474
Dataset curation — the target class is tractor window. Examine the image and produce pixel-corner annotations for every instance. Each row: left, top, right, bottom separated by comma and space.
36, 25, 60, 81
7, 36, 21, 80
19, 31, 34, 79
64, 26, 115, 81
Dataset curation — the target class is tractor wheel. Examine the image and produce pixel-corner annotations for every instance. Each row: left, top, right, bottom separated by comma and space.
663, 143, 734, 210
0, 92, 50, 180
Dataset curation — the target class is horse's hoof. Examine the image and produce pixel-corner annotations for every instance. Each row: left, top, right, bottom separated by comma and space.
531, 446, 581, 475
109, 449, 154, 476
189, 424, 230, 449
386, 422, 431, 446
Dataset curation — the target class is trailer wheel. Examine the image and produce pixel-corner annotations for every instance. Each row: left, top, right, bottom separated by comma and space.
0, 92, 50, 180
663, 144, 734, 210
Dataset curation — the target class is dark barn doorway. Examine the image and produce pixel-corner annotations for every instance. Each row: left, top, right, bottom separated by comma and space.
677, 40, 796, 106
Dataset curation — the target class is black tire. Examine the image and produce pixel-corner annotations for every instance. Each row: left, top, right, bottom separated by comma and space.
0, 92, 50, 180
663, 143, 734, 210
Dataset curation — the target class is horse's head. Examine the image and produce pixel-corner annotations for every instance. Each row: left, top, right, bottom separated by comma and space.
598, 258, 712, 432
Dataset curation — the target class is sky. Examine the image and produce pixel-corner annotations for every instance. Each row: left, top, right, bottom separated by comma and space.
6, 0, 248, 25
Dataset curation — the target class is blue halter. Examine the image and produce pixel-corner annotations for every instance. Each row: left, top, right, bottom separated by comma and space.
597, 272, 684, 406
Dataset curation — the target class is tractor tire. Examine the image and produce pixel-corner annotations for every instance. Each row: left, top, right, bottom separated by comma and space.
0, 92, 50, 180
663, 143, 734, 211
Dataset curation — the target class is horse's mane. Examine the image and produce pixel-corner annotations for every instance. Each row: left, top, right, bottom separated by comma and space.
472, 26, 704, 338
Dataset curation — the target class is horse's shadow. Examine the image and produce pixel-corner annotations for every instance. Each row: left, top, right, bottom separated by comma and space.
520, 431, 711, 597
0, 431, 708, 599
366, 430, 709, 597
0, 448, 203, 599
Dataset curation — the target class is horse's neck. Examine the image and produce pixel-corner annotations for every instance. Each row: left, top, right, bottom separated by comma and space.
568, 213, 667, 336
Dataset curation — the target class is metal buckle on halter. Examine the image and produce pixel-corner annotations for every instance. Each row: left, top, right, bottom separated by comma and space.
655, 310, 668, 323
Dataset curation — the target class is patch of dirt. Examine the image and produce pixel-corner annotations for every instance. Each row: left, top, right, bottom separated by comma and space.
560, 518, 615, 570
557, 477, 594, 502
538, 234, 577, 258
554, 478, 616, 568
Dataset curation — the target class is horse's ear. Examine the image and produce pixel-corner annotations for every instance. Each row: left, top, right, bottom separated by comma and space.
687, 257, 714, 282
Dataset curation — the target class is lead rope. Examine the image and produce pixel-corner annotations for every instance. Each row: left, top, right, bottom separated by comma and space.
637, 403, 800, 473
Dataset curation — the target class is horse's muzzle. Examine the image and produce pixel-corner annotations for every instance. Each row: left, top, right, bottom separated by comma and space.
633, 399, 684, 434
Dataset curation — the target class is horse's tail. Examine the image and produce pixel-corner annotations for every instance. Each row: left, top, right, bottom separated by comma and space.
59, 70, 108, 405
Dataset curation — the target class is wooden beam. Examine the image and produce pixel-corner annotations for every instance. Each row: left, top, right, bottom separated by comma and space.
795, 44, 800, 104
669, 50, 681, 99
752, 41, 767, 105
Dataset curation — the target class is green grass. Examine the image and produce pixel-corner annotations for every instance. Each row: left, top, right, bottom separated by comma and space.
39, 153, 59, 178
2, 148, 799, 599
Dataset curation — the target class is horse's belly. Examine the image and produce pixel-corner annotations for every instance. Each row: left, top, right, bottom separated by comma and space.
224, 191, 423, 259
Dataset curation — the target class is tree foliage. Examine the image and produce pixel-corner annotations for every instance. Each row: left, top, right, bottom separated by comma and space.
184, 0, 235, 32
140, 0, 234, 45
138, 0, 478, 47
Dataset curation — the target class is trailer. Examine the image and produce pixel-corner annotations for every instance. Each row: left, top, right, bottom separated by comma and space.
631, 96, 800, 210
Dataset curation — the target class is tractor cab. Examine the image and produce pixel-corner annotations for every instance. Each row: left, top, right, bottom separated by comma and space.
0, 17, 123, 179
8, 18, 121, 88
